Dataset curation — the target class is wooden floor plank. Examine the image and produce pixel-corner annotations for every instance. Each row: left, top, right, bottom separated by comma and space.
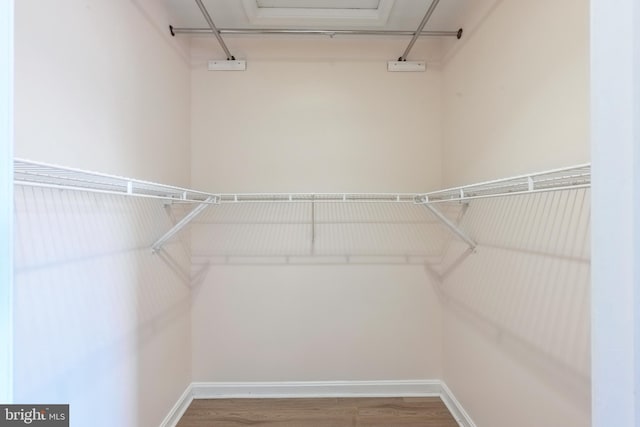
176, 397, 458, 427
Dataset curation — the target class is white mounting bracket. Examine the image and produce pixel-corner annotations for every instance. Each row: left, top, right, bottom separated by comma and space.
387, 61, 426, 72
208, 60, 247, 71
152, 196, 217, 252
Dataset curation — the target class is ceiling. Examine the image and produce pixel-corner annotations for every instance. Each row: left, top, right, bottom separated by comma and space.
162, 0, 471, 32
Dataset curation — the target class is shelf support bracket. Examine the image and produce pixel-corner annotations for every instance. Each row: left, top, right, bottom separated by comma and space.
424, 204, 477, 250
152, 196, 216, 252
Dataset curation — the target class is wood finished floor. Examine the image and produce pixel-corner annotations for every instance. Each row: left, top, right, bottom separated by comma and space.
176, 397, 459, 426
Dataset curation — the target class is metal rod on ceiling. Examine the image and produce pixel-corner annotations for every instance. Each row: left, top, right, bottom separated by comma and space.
170, 27, 462, 38
399, 0, 441, 61
194, 0, 235, 60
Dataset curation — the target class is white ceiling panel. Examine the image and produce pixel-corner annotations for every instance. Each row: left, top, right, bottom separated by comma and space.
163, 0, 472, 31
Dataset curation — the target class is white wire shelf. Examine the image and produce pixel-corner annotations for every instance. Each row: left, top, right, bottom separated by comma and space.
14, 159, 591, 205
14, 158, 218, 203
14, 158, 591, 252
417, 163, 591, 204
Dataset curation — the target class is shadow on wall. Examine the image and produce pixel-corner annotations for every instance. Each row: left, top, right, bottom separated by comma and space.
185, 201, 463, 275
183, 201, 467, 290
13, 186, 191, 427
435, 189, 591, 411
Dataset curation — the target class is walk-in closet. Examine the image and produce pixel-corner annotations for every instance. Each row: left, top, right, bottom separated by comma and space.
2, 0, 639, 426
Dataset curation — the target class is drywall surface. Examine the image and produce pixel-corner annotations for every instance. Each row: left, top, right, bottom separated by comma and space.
14, 0, 190, 186
190, 37, 442, 193
0, 0, 14, 404
441, 0, 590, 187
189, 202, 449, 381
192, 264, 443, 381
590, 0, 640, 423
13, 1, 191, 426
13, 190, 191, 427
439, 1, 591, 426
189, 39, 444, 382
439, 190, 591, 427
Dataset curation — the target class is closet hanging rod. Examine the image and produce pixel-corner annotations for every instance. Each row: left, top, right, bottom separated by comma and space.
170, 27, 463, 38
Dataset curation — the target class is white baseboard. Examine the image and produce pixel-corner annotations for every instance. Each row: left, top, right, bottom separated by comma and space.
158, 384, 193, 427
191, 379, 442, 399
439, 381, 477, 427
161, 380, 476, 427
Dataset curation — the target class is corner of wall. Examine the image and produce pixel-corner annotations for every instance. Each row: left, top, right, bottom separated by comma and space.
159, 384, 194, 427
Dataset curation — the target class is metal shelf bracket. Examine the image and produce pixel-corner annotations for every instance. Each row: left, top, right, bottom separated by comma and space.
152, 196, 217, 252
423, 204, 477, 250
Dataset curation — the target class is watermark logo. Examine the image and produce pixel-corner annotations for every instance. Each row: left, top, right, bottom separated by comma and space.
0, 405, 68, 426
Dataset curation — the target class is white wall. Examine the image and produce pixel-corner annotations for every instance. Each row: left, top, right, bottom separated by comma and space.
0, 0, 14, 405
14, 0, 191, 186
13, 1, 191, 426
440, 1, 591, 426
13, 190, 191, 427
189, 38, 445, 382
439, 190, 591, 427
441, 0, 589, 187
192, 265, 443, 381
191, 37, 442, 193
590, 0, 640, 424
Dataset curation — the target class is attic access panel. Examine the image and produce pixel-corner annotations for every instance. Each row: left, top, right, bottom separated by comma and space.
255, 0, 381, 10
242, 0, 395, 26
